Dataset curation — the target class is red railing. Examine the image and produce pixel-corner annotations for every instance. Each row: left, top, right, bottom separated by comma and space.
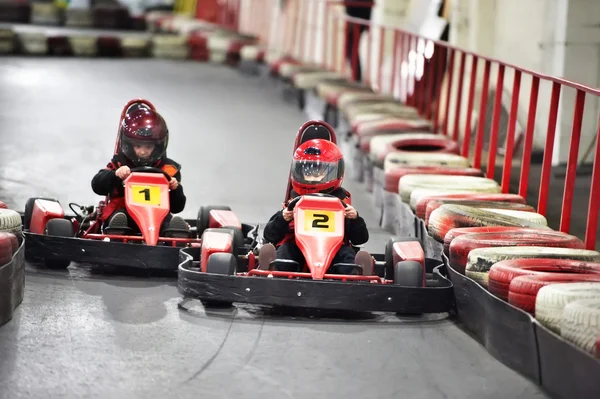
225, 0, 600, 250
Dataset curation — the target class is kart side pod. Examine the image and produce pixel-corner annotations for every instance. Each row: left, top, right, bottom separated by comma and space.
208, 210, 242, 230
29, 199, 66, 235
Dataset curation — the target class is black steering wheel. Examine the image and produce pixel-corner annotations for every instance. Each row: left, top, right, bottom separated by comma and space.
287, 193, 348, 211
130, 166, 172, 181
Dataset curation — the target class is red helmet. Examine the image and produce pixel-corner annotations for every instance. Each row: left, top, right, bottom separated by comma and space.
290, 139, 345, 195
119, 107, 169, 166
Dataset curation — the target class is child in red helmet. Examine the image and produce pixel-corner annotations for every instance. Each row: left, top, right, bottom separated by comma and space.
262, 138, 370, 272
91, 100, 189, 236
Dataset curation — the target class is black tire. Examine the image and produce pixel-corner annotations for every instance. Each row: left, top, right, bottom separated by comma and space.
204, 252, 237, 308
393, 261, 424, 287
196, 205, 232, 238
24, 197, 59, 230
43, 218, 73, 269
385, 237, 422, 280
206, 252, 237, 275
202, 227, 245, 271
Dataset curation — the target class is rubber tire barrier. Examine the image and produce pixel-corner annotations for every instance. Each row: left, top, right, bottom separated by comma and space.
560, 298, 600, 354
425, 200, 536, 227
531, 282, 600, 331
0, 232, 14, 266
0, 209, 22, 236
488, 258, 600, 300
449, 230, 585, 274
370, 133, 440, 162
384, 167, 484, 193
381, 137, 460, 163
399, 175, 500, 204
443, 226, 540, 256
428, 204, 552, 243
415, 193, 526, 220
0, 236, 24, 327
355, 118, 432, 138
384, 152, 470, 172
465, 246, 600, 287
482, 208, 548, 226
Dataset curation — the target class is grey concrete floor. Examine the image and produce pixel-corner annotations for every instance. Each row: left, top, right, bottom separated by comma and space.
0, 58, 547, 399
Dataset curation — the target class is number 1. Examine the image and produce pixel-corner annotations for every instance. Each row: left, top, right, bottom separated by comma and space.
139, 188, 151, 201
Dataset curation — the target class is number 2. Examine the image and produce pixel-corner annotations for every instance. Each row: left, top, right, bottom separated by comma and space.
311, 213, 330, 229
139, 188, 151, 201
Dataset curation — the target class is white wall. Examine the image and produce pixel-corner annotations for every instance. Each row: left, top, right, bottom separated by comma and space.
447, 0, 600, 165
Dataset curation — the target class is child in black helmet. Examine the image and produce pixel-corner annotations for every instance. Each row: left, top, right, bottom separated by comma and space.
91, 100, 189, 237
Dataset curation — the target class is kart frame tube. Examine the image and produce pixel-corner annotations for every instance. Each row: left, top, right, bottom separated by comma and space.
178, 248, 454, 314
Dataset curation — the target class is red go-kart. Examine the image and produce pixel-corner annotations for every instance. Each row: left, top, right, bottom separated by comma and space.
23, 99, 257, 272
177, 120, 453, 313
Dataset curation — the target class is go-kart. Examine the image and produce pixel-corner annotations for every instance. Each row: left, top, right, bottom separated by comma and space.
23, 166, 258, 271
177, 120, 453, 313
178, 192, 453, 313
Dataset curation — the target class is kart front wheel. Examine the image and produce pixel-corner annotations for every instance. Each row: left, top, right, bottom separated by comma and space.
393, 260, 424, 288
204, 252, 237, 308
43, 218, 74, 269
206, 252, 237, 275
394, 261, 425, 316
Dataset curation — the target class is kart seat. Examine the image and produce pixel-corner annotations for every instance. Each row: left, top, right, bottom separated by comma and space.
299, 123, 334, 144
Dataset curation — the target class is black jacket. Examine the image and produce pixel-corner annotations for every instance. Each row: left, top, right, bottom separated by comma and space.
91, 154, 186, 214
263, 187, 369, 246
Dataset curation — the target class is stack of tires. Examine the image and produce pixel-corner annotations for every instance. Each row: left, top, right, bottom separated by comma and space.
30, 1, 62, 26
0, 200, 25, 327
0, 28, 15, 55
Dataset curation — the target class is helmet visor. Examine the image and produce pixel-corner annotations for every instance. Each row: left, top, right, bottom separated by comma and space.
121, 136, 166, 166
291, 160, 340, 185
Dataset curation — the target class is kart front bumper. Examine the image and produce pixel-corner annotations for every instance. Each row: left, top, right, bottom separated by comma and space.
25, 232, 182, 271
178, 250, 455, 314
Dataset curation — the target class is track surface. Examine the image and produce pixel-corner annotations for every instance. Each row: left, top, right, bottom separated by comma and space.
0, 58, 547, 399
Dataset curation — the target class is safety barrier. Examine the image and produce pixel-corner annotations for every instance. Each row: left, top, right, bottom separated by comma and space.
236, 0, 600, 251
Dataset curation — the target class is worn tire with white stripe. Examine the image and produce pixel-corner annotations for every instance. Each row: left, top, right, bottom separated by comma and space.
561, 298, 600, 354
535, 283, 600, 333
0, 209, 22, 236
384, 152, 470, 172
480, 208, 548, 226
428, 204, 552, 242
399, 175, 500, 204
465, 246, 600, 286
370, 133, 436, 161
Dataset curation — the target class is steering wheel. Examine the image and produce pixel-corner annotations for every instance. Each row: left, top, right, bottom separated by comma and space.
130, 166, 172, 181
287, 193, 348, 211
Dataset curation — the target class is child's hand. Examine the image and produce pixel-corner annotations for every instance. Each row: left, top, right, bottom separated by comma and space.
115, 166, 131, 180
344, 205, 358, 219
169, 177, 179, 190
282, 209, 293, 222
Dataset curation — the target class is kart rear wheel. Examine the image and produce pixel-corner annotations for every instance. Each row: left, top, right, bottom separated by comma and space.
204, 252, 237, 308
196, 205, 232, 237
24, 197, 58, 230
43, 218, 73, 269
